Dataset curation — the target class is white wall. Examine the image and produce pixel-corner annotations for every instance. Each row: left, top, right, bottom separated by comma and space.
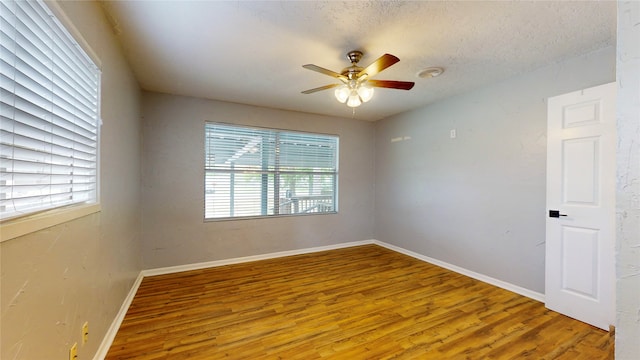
374, 46, 615, 294
615, 1, 640, 358
140, 92, 375, 268
0, 1, 142, 359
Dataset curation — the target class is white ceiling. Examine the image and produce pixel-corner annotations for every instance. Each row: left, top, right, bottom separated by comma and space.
100, 1, 616, 121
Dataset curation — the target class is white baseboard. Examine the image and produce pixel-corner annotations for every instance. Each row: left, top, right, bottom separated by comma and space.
372, 240, 545, 303
142, 240, 375, 277
93, 272, 144, 360
93, 238, 544, 359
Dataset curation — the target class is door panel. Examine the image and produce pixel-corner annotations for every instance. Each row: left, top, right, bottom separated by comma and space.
561, 226, 598, 298
563, 137, 598, 204
546, 82, 616, 331
563, 100, 601, 128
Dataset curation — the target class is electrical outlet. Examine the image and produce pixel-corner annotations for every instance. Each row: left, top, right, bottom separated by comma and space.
82, 321, 89, 344
69, 342, 78, 360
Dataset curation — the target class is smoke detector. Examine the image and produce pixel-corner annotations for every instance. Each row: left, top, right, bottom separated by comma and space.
417, 67, 444, 78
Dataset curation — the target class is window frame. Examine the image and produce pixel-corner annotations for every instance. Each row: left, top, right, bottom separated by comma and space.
204, 122, 339, 221
0, 0, 102, 242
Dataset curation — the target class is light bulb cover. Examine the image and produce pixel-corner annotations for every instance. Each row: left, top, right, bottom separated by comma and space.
347, 91, 362, 107
357, 84, 374, 102
334, 85, 349, 103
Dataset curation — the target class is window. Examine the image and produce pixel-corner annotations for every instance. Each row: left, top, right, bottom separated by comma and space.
205, 123, 338, 220
0, 0, 101, 221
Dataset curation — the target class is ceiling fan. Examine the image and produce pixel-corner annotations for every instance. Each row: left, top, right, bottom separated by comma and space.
301, 50, 415, 108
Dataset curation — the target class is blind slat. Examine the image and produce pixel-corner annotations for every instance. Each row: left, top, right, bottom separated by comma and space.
2, 57, 98, 131
6, 104, 98, 148
0, 132, 97, 163
0, 148, 97, 169
1, 117, 97, 156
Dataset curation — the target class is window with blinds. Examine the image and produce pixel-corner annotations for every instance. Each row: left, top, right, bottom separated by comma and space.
205, 123, 338, 220
0, 0, 101, 221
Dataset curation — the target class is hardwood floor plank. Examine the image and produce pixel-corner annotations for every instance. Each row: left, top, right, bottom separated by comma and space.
106, 245, 612, 359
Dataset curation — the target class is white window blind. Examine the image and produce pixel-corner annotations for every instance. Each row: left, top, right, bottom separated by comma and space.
0, 0, 100, 220
205, 123, 338, 219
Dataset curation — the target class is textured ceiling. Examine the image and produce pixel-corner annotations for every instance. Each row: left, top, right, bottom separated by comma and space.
101, 1, 616, 121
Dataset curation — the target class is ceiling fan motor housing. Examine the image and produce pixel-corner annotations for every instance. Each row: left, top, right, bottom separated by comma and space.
343, 51, 365, 80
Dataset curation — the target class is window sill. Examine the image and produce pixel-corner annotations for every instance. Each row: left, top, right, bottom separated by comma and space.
204, 211, 338, 222
0, 203, 101, 243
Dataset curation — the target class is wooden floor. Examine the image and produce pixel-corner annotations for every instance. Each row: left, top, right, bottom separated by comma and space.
106, 245, 613, 359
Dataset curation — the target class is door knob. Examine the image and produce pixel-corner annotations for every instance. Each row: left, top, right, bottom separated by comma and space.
549, 210, 568, 218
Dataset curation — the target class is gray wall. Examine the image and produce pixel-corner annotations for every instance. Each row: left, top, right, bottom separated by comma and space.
374, 46, 615, 294
615, 1, 640, 358
140, 92, 375, 269
0, 1, 142, 359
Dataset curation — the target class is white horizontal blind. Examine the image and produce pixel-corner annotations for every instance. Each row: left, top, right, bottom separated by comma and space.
205, 123, 338, 219
0, 0, 100, 220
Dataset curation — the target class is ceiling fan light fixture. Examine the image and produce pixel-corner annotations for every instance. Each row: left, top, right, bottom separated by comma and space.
334, 85, 349, 103
303, 50, 415, 109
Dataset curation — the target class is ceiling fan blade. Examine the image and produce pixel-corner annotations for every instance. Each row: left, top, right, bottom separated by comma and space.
301, 83, 341, 94
367, 79, 415, 90
302, 64, 348, 80
357, 53, 400, 78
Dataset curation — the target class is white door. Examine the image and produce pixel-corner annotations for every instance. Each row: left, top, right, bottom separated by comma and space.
545, 82, 616, 331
